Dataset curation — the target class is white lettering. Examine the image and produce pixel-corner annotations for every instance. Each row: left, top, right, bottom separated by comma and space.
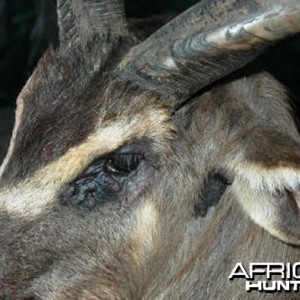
290, 281, 300, 291
249, 263, 267, 279
276, 281, 290, 291
286, 262, 291, 280
293, 263, 300, 279
262, 281, 277, 292
228, 263, 250, 280
266, 263, 285, 280
246, 281, 300, 292
246, 281, 262, 291
230, 263, 300, 293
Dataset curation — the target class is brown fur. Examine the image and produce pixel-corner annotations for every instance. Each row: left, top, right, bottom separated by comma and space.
1, 4, 300, 300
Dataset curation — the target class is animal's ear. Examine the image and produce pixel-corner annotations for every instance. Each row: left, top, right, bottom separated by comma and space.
228, 127, 300, 245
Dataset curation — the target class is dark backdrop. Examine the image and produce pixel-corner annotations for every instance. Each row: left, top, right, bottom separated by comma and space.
0, 1, 300, 112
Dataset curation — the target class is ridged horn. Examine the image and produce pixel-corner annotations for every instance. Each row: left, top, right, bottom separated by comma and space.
118, 0, 300, 107
57, 0, 128, 48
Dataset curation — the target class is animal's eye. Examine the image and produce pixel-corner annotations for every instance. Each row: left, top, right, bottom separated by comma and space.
105, 153, 143, 176
60, 142, 152, 210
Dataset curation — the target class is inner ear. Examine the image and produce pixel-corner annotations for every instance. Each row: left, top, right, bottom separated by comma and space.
232, 180, 300, 245
229, 129, 300, 245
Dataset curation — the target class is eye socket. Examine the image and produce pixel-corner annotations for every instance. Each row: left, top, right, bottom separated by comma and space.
60, 142, 154, 209
104, 153, 144, 176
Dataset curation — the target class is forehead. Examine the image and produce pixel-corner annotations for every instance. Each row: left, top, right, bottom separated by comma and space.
0, 41, 170, 184
0, 50, 104, 181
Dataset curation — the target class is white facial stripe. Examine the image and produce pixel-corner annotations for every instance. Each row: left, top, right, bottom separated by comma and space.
0, 184, 56, 220
0, 108, 172, 220
131, 202, 158, 263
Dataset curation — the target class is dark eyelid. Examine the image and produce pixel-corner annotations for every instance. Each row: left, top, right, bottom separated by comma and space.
75, 139, 151, 181
60, 142, 153, 209
116, 143, 147, 155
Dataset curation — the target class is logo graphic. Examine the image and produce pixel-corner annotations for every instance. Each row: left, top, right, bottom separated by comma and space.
229, 263, 300, 292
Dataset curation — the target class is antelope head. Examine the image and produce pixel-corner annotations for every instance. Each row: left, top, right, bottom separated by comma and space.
1, 0, 300, 298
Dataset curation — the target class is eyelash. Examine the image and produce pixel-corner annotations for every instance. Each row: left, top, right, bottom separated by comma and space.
105, 153, 144, 176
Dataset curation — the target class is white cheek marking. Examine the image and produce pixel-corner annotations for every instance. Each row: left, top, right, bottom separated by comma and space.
131, 202, 158, 262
